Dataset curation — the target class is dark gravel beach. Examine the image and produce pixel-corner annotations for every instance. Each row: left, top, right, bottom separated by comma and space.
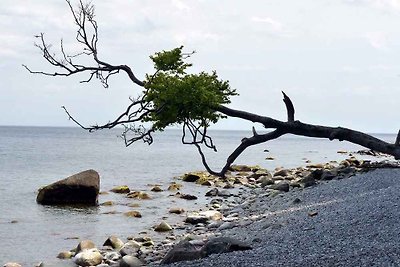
168, 168, 400, 267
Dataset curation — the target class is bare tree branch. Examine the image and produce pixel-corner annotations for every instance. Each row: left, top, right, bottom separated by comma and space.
24, 1, 144, 88
282, 91, 295, 122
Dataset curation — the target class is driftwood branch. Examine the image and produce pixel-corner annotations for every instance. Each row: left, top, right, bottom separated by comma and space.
211, 92, 400, 176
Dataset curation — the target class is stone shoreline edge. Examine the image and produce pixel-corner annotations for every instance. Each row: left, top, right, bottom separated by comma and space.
4, 155, 400, 267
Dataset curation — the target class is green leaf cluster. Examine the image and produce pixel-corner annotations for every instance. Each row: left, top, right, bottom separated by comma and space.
144, 46, 237, 130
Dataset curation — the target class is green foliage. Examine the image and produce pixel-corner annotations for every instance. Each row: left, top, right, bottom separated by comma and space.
144, 46, 237, 130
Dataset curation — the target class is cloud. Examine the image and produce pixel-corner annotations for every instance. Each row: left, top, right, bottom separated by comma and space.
343, 0, 400, 12
251, 16, 283, 32
365, 31, 388, 49
171, 0, 191, 11
250, 16, 294, 38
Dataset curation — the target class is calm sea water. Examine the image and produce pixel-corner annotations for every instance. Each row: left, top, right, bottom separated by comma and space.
0, 126, 396, 265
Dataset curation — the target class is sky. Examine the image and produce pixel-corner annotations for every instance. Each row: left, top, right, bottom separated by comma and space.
0, 0, 399, 133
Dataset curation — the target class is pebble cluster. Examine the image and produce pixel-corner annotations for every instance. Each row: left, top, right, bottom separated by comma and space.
4, 151, 399, 267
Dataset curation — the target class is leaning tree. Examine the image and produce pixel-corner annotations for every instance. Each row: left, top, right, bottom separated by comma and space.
25, 0, 400, 177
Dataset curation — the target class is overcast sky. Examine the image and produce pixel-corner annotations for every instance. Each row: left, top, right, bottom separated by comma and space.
0, 0, 399, 133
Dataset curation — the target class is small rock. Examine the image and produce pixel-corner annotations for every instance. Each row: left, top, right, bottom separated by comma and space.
154, 221, 173, 232
119, 240, 141, 256
270, 182, 290, 192
273, 169, 289, 177
161, 240, 203, 264
185, 215, 209, 225
103, 235, 125, 249
127, 191, 151, 200
265, 157, 275, 160
124, 211, 142, 218
180, 194, 198, 200
321, 171, 336, 180
104, 251, 121, 262
3, 263, 22, 267
119, 255, 143, 267
300, 174, 316, 188
218, 221, 237, 230
167, 183, 182, 191
199, 210, 223, 221
57, 251, 73, 259
100, 201, 114, 206
142, 239, 155, 247
308, 211, 318, 217
229, 164, 252, 172
151, 185, 163, 192
182, 173, 202, 182
169, 207, 185, 214
110, 185, 130, 194
74, 248, 103, 266
76, 240, 96, 253
205, 188, 219, 197
259, 176, 274, 187
217, 189, 231, 197
293, 198, 302, 204
201, 237, 252, 256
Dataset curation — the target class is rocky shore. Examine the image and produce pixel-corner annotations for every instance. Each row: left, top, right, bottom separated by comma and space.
4, 151, 400, 267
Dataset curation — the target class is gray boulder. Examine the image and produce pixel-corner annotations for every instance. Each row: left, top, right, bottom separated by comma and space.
36, 170, 100, 205
161, 237, 251, 265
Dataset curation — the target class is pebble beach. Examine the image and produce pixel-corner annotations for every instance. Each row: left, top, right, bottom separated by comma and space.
5, 152, 399, 267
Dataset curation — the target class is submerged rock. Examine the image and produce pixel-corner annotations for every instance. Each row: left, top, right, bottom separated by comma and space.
169, 207, 185, 214
36, 170, 100, 205
124, 211, 142, 218
110, 185, 130, 194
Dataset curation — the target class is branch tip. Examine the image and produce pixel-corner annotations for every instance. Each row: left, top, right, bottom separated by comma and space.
282, 91, 295, 122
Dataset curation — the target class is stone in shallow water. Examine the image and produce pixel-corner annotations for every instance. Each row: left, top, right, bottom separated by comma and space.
3, 263, 22, 267
73, 248, 103, 266
124, 211, 142, 218
36, 170, 99, 205
76, 240, 96, 253
180, 193, 198, 200
169, 207, 185, 214
103, 235, 125, 249
154, 221, 173, 232
57, 251, 73, 259
110, 185, 130, 194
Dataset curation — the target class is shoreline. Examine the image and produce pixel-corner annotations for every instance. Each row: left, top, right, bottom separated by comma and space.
167, 166, 400, 266
4, 155, 400, 267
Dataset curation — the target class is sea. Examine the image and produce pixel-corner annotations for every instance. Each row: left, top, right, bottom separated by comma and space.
0, 126, 396, 265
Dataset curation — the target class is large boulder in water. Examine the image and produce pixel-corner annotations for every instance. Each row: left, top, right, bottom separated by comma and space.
36, 170, 100, 205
